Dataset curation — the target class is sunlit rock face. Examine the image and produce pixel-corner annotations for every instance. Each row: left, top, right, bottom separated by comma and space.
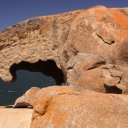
1, 5, 128, 128
31, 86, 128, 128
1, 6, 128, 93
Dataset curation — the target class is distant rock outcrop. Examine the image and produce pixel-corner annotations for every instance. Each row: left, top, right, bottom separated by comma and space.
1, 5, 128, 128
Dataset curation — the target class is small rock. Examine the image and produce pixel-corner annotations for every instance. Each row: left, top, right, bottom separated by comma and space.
13, 87, 40, 108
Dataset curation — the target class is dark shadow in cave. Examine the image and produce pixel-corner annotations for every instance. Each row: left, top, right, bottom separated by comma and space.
104, 84, 122, 94
0, 60, 65, 106
10, 60, 65, 85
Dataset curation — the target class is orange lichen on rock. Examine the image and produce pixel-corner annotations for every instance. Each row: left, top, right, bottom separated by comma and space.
31, 86, 128, 128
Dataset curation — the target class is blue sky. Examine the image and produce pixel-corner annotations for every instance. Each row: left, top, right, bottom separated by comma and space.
0, 0, 128, 30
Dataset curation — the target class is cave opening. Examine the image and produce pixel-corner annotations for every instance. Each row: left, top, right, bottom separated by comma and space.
104, 84, 122, 94
0, 60, 65, 106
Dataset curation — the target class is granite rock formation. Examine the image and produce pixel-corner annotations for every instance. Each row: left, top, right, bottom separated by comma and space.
1, 6, 128, 93
1, 5, 128, 128
31, 86, 128, 128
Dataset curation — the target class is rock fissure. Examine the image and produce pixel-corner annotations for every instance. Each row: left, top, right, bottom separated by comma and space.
39, 95, 55, 116
96, 33, 115, 45
114, 74, 123, 85
87, 61, 106, 70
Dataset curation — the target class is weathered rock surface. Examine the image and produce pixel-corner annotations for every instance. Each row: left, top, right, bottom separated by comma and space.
13, 87, 40, 108
1, 6, 128, 93
0, 108, 32, 128
1, 5, 128, 128
64, 6, 128, 93
31, 86, 128, 128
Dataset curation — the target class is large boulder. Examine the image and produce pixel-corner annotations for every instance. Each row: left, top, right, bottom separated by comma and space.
31, 86, 128, 128
64, 6, 128, 91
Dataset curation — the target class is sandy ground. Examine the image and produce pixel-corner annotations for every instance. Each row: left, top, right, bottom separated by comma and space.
0, 107, 32, 128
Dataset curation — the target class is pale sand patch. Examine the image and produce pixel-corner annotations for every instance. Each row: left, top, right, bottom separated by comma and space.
0, 108, 32, 128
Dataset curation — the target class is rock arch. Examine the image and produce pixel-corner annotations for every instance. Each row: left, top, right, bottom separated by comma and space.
10, 60, 65, 85
0, 60, 66, 106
